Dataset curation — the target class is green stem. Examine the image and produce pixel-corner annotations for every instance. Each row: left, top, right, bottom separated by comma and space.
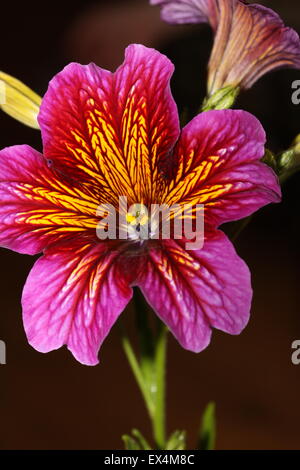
134, 290, 155, 393
120, 290, 168, 449
226, 215, 253, 241
153, 321, 168, 449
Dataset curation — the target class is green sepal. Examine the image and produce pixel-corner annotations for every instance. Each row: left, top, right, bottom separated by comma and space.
262, 148, 278, 173
202, 85, 240, 111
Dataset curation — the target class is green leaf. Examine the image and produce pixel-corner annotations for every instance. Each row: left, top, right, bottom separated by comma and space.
122, 434, 142, 450
131, 429, 152, 450
166, 430, 186, 450
198, 402, 216, 450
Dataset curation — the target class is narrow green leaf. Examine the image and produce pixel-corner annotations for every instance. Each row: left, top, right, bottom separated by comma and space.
198, 402, 216, 450
118, 319, 155, 419
131, 428, 152, 450
122, 434, 141, 450
166, 430, 186, 450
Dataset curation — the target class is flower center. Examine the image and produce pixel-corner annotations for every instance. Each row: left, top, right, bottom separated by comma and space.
125, 203, 151, 241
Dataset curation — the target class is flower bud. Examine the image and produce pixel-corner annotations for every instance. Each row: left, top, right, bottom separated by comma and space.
0, 71, 42, 129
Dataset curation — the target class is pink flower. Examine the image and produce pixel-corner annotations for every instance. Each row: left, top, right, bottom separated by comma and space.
151, 0, 300, 94
0, 45, 280, 365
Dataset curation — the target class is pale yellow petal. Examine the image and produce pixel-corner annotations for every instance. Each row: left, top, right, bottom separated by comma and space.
0, 71, 42, 129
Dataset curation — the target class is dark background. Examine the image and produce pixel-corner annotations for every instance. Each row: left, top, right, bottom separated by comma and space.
0, 0, 300, 450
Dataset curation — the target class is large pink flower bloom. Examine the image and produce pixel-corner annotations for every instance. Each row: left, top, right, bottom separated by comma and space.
151, 0, 300, 93
0, 45, 281, 365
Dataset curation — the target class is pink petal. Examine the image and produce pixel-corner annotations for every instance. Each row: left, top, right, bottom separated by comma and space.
39, 44, 180, 206
22, 242, 132, 365
137, 230, 252, 352
0, 145, 101, 255
164, 109, 281, 228
150, 0, 211, 25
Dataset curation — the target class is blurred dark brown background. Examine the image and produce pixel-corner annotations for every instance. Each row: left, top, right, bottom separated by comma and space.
0, 0, 300, 450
